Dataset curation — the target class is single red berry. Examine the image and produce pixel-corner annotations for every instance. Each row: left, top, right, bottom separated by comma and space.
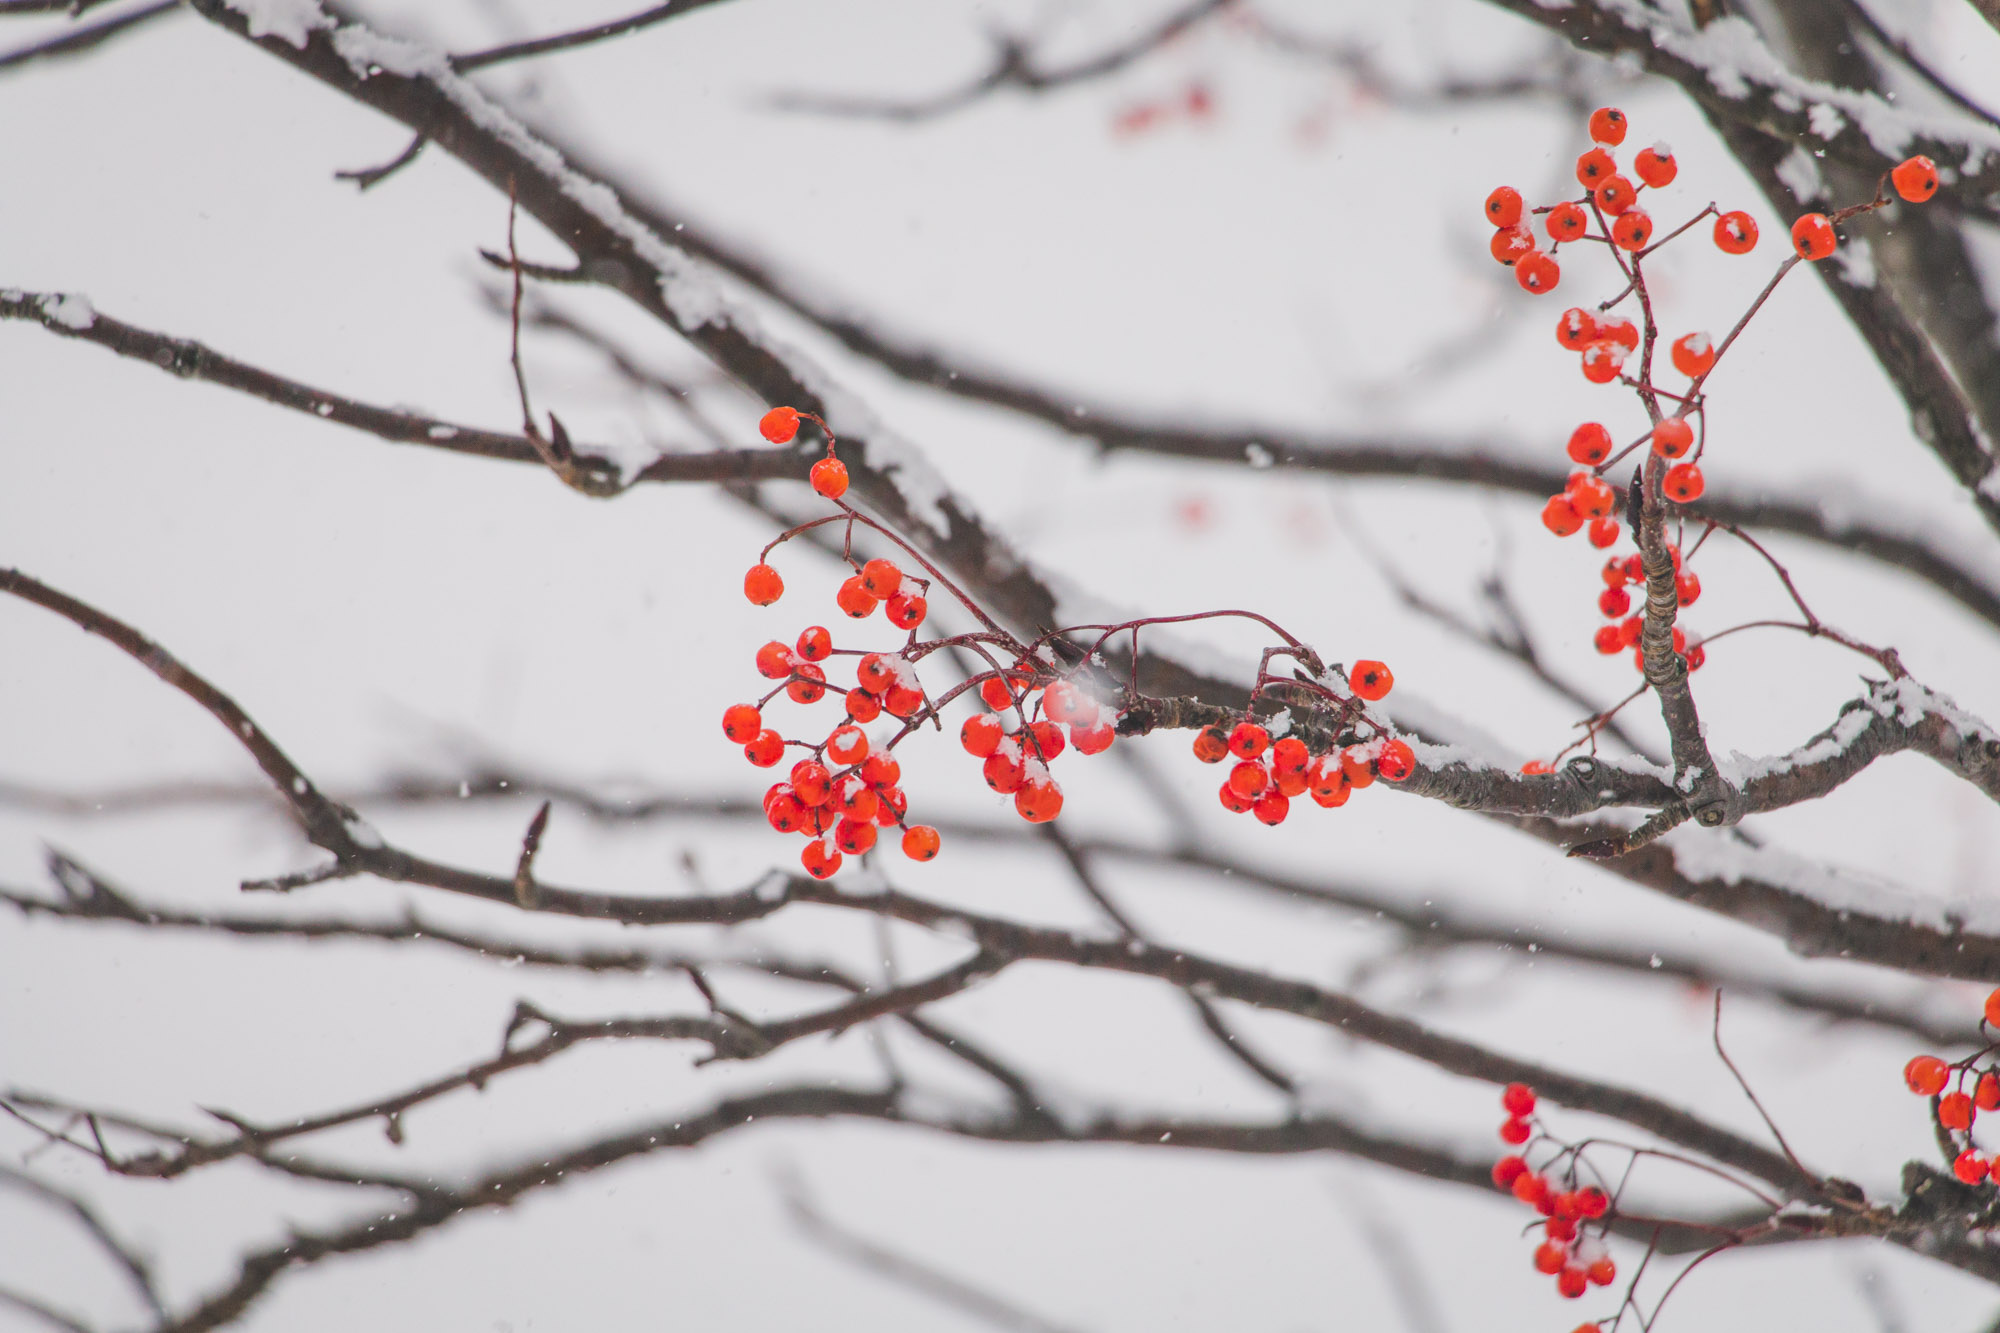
872, 786, 907, 828
1502, 1083, 1537, 1116
1671, 332, 1715, 378
1651, 417, 1694, 459
1570, 475, 1616, 519
791, 759, 832, 806
1351, 661, 1394, 701
1307, 757, 1350, 807
1271, 766, 1308, 799
800, 839, 842, 879
1575, 147, 1615, 187
1892, 154, 1939, 203
1512, 1171, 1550, 1208
744, 729, 785, 767
1542, 494, 1583, 536
1042, 681, 1092, 726
1218, 781, 1256, 814
1339, 749, 1376, 789
1556, 307, 1597, 351
1618, 615, 1643, 648
834, 816, 878, 856
902, 825, 941, 861
1611, 208, 1652, 250
1663, 462, 1705, 503
1623, 553, 1645, 579
786, 664, 828, 704
881, 681, 924, 718
1579, 340, 1625, 384
793, 626, 831, 662
1568, 422, 1612, 466
1376, 738, 1415, 783
1516, 249, 1560, 294
1192, 726, 1230, 764
1599, 316, 1639, 351
836, 575, 876, 619
1491, 225, 1535, 266
765, 787, 806, 833
1252, 790, 1290, 825
1546, 201, 1589, 243
983, 745, 1027, 794
826, 725, 869, 766
1071, 722, 1115, 755
859, 752, 901, 788
845, 688, 882, 723
885, 591, 927, 630
1979, 1072, 2000, 1111
1595, 175, 1636, 216
1575, 1186, 1610, 1218
722, 703, 763, 744
1599, 586, 1632, 619
1603, 559, 1629, 588
1268, 736, 1310, 778
1676, 571, 1701, 606
1984, 987, 2000, 1027
1956, 1150, 1991, 1185
756, 640, 795, 679
1492, 1154, 1528, 1189
1586, 1256, 1616, 1287
1587, 516, 1621, 548
1229, 721, 1271, 760
759, 406, 801, 444
1546, 1216, 1578, 1242
1941, 1091, 1976, 1131
1635, 142, 1677, 187
743, 563, 784, 606
1025, 719, 1067, 761
1791, 212, 1836, 260
1557, 1267, 1587, 1299
809, 455, 849, 499
859, 558, 902, 600
1485, 186, 1524, 228
1714, 210, 1758, 254
1553, 1191, 1582, 1221
1533, 1241, 1568, 1275
1588, 106, 1628, 146
1593, 624, 1622, 654
1500, 1116, 1532, 1145
1014, 775, 1064, 823
1686, 639, 1706, 670
1521, 759, 1552, 775
834, 774, 879, 821
1906, 1055, 1950, 1095
1227, 761, 1270, 798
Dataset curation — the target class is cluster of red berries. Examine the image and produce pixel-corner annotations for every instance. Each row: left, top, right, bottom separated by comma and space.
958, 671, 1115, 825
1903, 988, 2000, 1185
1490, 1084, 1619, 1307
1186, 662, 1409, 823
1585, 545, 1705, 675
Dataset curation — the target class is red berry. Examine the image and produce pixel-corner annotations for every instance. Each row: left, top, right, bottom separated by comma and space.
1575, 147, 1615, 187
794, 626, 831, 662
982, 744, 1027, 795
1229, 722, 1271, 760
1533, 1241, 1567, 1275
1503, 1082, 1537, 1116
1906, 1055, 1950, 1095
1556, 307, 1598, 351
1557, 1267, 1587, 1299
1595, 175, 1636, 216
881, 681, 924, 718
1351, 660, 1394, 701
1491, 225, 1535, 265
1546, 201, 1589, 243
1014, 775, 1064, 823
800, 840, 842, 879
1588, 516, 1621, 548
1218, 781, 1256, 814
1588, 106, 1628, 146
874, 785, 908, 827
1485, 186, 1524, 228
744, 729, 785, 767
1375, 738, 1415, 783
1586, 1256, 1616, 1287
1979, 1072, 2000, 1111
722, 703, 763, 744
1251, 790, 1290, 825
1516, 250, 1560, 294
1598, 586, 1631, 619
1512, 1171, 1550, 1208
1569, 474, 1616, 518
1651, 417, 1694, 458
826, 725, 869, 765
1568, 422, 1612, 466
1269, 736, 1310, 778
765, 788, 806, 833
809, 455, 849, 499
1618, 615, 1643, 648
1192, 726, 1230, 764
1984, 987, 2000, 1027
1634, 142, 1677, 187
1575, 1186, 1610, 1218
1500, 1116, 1532, 1145
834, 774, 879, 821
1599, 316, 1638, 351
1941, 1091, 1976, 1131
1676, 571, 1701, 606
1492, 1155, 1528, 1189
1892, 154, 1939, 204
791, 759, 832, 805
1715, 210, 1758, 254
744, 563, 784, 606
845, 688, 881, 723
1663, 462, 1705, 503
1070, 722, 1115, 755
1542, 494, 1583, 536
885, 591, 927, 630
1025, 719, 1067, 761
1228, 761, 1269, 798
1671, 332, 1715, 378
859, 558, 902, 600
760, 406, 801, 444
1956, 1150, 1990, 1185
836, 575, 876, 619
1686, 639, 1707, 670
1579, 341, 1625, 384
1611, 208, 1652, 250
786, 664, 828, 704
1521, 759, 1551, 775
1546, 1216, 1577, 1242
834, 817, 878, 855
1791, 212, 1836, 261
1593, 624, 1622, 654
902, 825, 941, 861
756, 640, 795, 678
1603, 559, 1630, 588
860, 752, 901, 787
1339, 750, 1376, 789
1042, 681, 1094, 726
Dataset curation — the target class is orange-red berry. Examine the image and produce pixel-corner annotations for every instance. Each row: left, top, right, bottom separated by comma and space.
1941, 1091, 1976, 1131
1533, 1241, 1568, 1275
1252, 790, 1290, 825
1556, 307, 1597, 351
1906, 1055, 1950, 1095
1228, 761, 1269, 798
800, 840, 841, 879
1791, 212, 1836, 260
1588, 106, 1628, 146
744, 563, 784, 606
1714, 211, 1758, 254
1501, 1116, 1531, 1145
1575, 147, 1615, 187
795, 625, 832, 661
1599, 587, 1631, 618
1376, 737, 1415, 782
760, 406, 801, 444
1071, 722, 1115, 755
1218, 781, 1255, 814
845, 687, 881, 723
1568, 422, 1612, 466
860, 752, 901, 787
1593, 624, 1622, 654
1984, 987, 2000, 1027
1351, 660, 1394, 701
787, 664, 827, 704
791, 759, 832, 806
1015, 775, 1063, 823
826, 725, 869, 765
1193, 726, 1230, 764
1956, 1150, 1990, 1184
1580, 341, 1625, 384
983, 745, 1027, 794
1892, 154, 1939, 203
1485, 186, 1524, 228
834, 817, 877, 855
1516, 250, 1560, 294
1594, 175, 1636, 216
1977, 1072, 2000, 1111
1339, 750, 1376, 789
1542, 494, 1583, 536
902, 825, 941, 861
1634, 143, 1677, 187
1588, 516, 1621, 548
1557, 1267, 1587, 1299
836, 576, 876, 619
1586, 1257, 1616, 1287
1491, 225, 1535, 265
1229, 721, 1271, 759
1671, 331, 1715, 378
809, 455, 849, 499
1651, 417, 1694, 459
1676, 571, 1701, 607
1492, 1154, 1528, 1188
1663, 462, 1705, 503
1546, 201, 1589, 243
885, 591, 927, 630
1599, 317, 1639, 351
1611, 208, 1652, 250
722, 703, 763, 744
860, 558, 902, 600
744, 729, 785, 767
756, 640, 795, 678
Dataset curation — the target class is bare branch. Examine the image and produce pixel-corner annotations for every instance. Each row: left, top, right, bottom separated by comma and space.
449, 0, 735, 72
